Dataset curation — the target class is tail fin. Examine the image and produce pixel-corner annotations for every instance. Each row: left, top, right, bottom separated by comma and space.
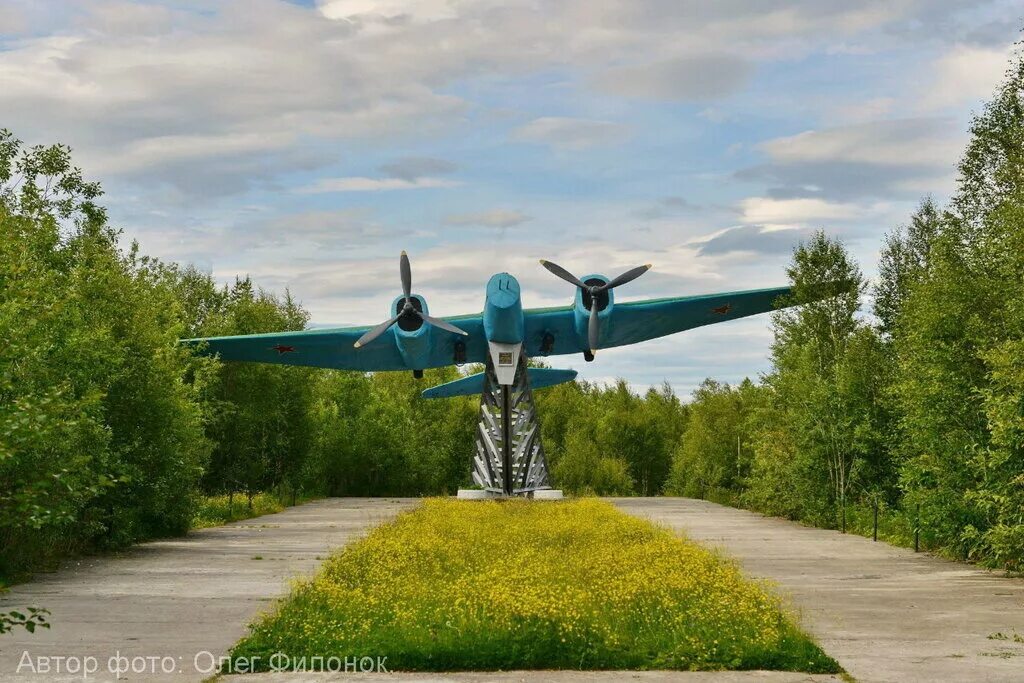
421, 367, 577, 399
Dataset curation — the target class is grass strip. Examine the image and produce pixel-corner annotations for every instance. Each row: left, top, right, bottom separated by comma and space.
191, 492, 313, 529
231, 498, 839, 673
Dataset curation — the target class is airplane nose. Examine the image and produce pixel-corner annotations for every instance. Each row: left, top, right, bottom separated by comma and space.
484, 273, 524, 344
486, 272, 521, 309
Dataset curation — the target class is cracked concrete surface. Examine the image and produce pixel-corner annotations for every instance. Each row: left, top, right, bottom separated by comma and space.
0, 498, 418, 681
613, 497, 1024, 683
3, 496, 1021, 682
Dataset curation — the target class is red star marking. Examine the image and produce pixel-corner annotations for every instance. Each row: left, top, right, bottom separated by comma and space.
712, 304, 732, 315
270, 344, 296, 355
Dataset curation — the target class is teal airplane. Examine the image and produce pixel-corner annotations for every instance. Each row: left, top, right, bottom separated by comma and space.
181, 252, 798, 397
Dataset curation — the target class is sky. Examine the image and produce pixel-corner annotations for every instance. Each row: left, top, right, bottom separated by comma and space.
0, 0, 1020, 397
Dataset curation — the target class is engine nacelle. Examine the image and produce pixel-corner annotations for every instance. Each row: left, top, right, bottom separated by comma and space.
390, 293, 432, 368
573, 274, 615, 350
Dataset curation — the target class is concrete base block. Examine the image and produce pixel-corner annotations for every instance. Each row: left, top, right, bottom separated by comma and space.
456, 489, 497, 500
456, 489, 565, 500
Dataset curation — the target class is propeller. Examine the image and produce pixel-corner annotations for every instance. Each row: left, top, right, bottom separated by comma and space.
354, 251, 469, 348
539, 259, 652, 356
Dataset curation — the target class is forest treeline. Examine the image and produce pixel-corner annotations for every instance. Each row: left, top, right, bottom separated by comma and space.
3, 50, 1023, 579
664, 53, 1024, 571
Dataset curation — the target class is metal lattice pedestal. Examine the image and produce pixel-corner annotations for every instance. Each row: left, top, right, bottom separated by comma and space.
471, 355, 552, 496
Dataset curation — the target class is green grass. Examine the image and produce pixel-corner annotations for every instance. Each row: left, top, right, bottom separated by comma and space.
231, 498, 840, 673
191, 492, 310, 529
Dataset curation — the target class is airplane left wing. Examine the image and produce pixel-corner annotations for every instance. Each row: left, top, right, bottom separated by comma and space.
181, 315, 487, 371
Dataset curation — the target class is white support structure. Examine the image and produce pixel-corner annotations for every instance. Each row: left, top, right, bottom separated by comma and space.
486, 340, 521, 386
470, 348, 554, 497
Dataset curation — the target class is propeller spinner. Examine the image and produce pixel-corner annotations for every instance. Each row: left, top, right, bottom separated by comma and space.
539, 259, 652, 356
354, 251, 469, 348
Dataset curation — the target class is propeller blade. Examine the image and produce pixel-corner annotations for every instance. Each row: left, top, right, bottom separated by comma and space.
400, 251, 412, 300
353, 314, 401, 348
601, 263, 652, 290
417, 311, 469, 337
588, 298, 600, 354
539, 260, 587, 289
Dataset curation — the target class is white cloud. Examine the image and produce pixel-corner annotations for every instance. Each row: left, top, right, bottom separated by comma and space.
593, 54, 753, 101
253, 209, 400, 247
738, 118, 968, 202
920, 43, 1015, 111
444, 209, 532, 228
318, 0, 458, 22
0, 2, 465, 196
759, 118, 962, 168
0, 0, 1001, 202
0, 3, 28, 33
512, 117, 629, 150
80, 1, 174, 35
697, 225, 811, 256
831, 96, 896, 124
739, 197, 864, 224
296, 176, 461, 193
94, 132, 298, 174
378, 157, 458, 181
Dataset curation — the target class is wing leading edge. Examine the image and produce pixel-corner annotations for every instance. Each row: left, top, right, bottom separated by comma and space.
522, 285, 794, 357
180, 314, 487, 372
604, 285, 792, 350
183, 284, 820, 369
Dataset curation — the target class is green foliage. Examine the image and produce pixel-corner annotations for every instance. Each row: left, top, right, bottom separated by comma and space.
200, 279, 314, 503
553, 427, 635, 496
0, 132, 215, 579
670, 48, 1024, 570
540, 379, 685, 496
742, 232, 889, 527
0, 606, 49, 635
665, 379, 759, 498
301, 366, 477, 496
953, 49, 1024, 228
884, 54, 1024, 567
874, 198, 941, 338
191, 492, 294, 529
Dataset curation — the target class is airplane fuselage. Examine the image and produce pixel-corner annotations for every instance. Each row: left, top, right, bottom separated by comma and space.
391, 272, 612, 383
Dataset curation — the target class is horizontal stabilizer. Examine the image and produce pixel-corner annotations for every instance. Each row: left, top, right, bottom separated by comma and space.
422, 367, 578, 399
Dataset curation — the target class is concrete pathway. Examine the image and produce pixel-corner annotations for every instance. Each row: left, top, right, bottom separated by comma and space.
0, 498, 418, 681
613, 497, 1024, 683
4, 496, 1022, 682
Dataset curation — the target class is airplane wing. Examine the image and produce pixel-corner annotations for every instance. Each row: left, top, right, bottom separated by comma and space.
603, 285, 792, 350
522, 285, 793, 357
180, 314, 488, 371
522, 304, 579, 357
185, 284, 832, 367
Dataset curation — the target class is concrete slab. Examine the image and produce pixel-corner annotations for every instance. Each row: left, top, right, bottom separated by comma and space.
613, 497, 1024, 683
0, 498, 418, 682
7, 495, 1020, 682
